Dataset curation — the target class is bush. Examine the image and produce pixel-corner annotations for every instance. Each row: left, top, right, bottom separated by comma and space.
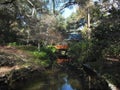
68, 40, 92, 64
40, 60, 51, 67
8, 42, 17, 46
103, 44, 120, 57
33, 51, 48, 60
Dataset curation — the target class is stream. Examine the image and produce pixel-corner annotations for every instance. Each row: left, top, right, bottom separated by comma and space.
20, 70, 83, 90
11, 69, 114, 90
6, 65, 119, 90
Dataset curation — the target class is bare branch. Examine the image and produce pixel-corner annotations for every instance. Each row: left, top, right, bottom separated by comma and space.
27, 0, 34, 7
59, 1, 77, 11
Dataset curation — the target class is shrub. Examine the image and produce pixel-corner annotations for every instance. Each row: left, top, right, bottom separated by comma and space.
8, 42, 17, 46
68, 40, 92, 64
33, 51, 48, 60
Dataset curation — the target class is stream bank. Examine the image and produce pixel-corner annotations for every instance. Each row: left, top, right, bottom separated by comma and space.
0, 66, 45, 90
0, 63, 111, 90
0, 46, 118, 90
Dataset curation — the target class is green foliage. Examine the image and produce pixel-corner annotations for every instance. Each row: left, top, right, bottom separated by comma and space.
8, 42, 17, 46
39, 46, 56, 61
68, 40, 92, 64
103, 43, 120, 57
33, 51, 48, 60
15, 45, 56, 67
90, 5, 102, 22
91, 7, 120, 59
31, 46, 56, 67
40, 60, 51, 67
0, 3, 23, 45
18, 45, 56, 61
47, 45, 56, 53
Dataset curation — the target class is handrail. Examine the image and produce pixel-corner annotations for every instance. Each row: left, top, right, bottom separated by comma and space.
55, 45, 68, 49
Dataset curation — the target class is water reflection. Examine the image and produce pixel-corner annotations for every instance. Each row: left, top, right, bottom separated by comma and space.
60, 83, 74, 90
58, 76, 75, 90
18, 71, 82, 90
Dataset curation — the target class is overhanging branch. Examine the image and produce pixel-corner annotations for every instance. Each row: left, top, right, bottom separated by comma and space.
59, 1, 78, 11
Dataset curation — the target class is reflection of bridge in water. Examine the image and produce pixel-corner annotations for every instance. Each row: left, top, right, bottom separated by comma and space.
55, 43, 70, 64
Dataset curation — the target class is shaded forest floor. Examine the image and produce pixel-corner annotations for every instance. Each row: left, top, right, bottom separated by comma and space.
0, 45, 44, 76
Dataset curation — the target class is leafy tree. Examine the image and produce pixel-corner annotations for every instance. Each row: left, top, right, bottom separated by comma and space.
0, 0, 22, 44
91, 7, 120, 60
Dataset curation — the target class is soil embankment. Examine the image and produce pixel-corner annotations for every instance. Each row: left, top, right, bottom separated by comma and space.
0, 46, 45, 90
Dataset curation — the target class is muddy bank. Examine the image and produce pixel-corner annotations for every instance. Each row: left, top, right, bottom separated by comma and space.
0, 52, 24, 67
0, 66, 45, 90
0, 51, 45, 90
0, 64, 112, 90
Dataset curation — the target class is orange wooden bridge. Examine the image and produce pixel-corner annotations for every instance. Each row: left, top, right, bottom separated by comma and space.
55, 44, 71, 64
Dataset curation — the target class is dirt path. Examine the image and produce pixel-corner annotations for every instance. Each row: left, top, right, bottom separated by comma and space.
0, 65, 21, 76
0, 46, 30, 59
0, 46, 30, 76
